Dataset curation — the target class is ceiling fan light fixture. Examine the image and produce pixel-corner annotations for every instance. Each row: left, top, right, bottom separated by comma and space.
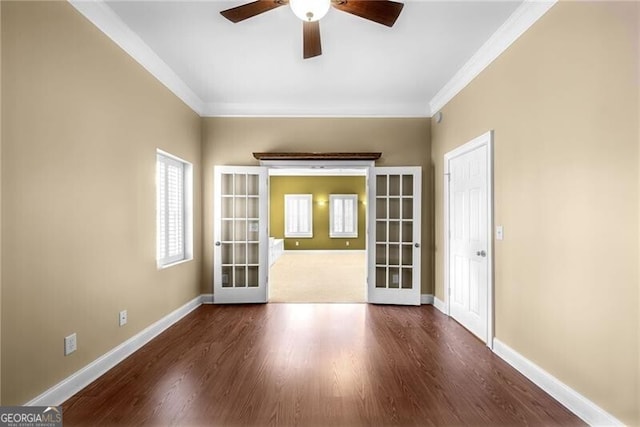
290, 0, 331, 22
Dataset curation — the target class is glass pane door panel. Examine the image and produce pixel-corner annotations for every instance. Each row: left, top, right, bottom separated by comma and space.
234, 243, 246, 265
247, 221, 259, 241
247, 267, 259, 287
376, 175, 387, 195
402, 199, 413, 220
222, 220, 233, 241
376, 221, 387, 242
234, 174, 246, 195
247, 175, 259, 196
389, 245, 400, 265
402, 175, 413, 196
402, 268, 413, 289
389, 222, 400, 242
222, 198, 234, 218
247, 198, 259, 218
248, 243, 259, 264
376, 244, 387, 264
402, 245, 413, 266
222, 266, 232, 288
389, 199, 400, 219
376, 267, 387, 288
221, 243, 233, 264
234, 220, 247, 241
388, 267, 400, 289
389, 175, 400, 196
402, 222, 413, 243
222, 175, 234, 196
234, 198, 247, 216
234, 266, 246, 287
376, 199, 387, 219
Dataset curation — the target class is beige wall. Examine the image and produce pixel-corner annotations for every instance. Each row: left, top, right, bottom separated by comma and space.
202, 117, 432, 294
1, 2, 202, 405
270, 176, 366, 250
431, 2, 639, 424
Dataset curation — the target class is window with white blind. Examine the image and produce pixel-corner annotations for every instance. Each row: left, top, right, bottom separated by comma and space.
330, 194, 358, 238
156, 150, 193, 268
284, 194, 313, 238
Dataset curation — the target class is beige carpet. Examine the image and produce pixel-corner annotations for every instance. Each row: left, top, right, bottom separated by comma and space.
269, 251, 366, 303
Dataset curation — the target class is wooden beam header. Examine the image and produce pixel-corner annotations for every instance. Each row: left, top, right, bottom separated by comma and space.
252, 152, 382, 161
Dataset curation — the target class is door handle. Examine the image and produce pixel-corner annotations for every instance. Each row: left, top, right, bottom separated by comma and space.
476, 250, 486, 257
415, 243, 420, 248
215, 241, 221, 247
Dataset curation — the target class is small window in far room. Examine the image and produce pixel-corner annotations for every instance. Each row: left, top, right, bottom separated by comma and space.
156, 150, 193, 268
284, 194, 313, 238
330, 194, 358, 238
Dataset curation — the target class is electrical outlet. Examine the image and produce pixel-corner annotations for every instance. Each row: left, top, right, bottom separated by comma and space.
119, 310, 127, 327
64, 333, 77, 356
295, 241, 299, 246
346, 241, 350, 247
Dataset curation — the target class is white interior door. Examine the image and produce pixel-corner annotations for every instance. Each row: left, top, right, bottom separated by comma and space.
368, 167, 421, 305
447, 142, 489, 341
214, 166, 268, 303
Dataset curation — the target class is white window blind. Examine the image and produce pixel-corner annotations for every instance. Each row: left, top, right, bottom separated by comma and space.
330, 194, 358, 238
157, 151, 191, 267
284, 194, 313, 238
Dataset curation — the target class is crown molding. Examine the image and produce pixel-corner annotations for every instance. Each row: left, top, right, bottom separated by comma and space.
68, 0, 205, 115
428, 0, 557, 115
201, 101, 430, 118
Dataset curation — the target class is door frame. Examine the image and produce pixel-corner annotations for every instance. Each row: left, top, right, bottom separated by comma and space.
259, 160, 374, 302
443, 130, 494, 348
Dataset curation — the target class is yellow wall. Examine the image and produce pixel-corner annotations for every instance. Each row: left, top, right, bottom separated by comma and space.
202, 117, 432, 294
270, 176, 366, 250
431, 2, 639, 424
1, 2, 202, 405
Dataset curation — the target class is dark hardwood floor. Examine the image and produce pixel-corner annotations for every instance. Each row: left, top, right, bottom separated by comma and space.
63, 304, 583, 426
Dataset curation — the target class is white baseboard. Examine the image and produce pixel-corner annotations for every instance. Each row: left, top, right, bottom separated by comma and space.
25, 295, 204, 406
420, 294, 434, 305
492, 339, 623, 426
201, 293, 214, 304
433, 297, 446, 314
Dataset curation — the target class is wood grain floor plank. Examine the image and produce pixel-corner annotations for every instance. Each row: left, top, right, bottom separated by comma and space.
63, 304, 584, 426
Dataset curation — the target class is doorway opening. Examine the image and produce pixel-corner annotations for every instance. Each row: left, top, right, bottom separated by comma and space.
213, 160, 422, 306
267, 168, 368, 303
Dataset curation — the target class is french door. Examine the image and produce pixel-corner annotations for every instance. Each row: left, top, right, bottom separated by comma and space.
368, 167, 421, 305
213, 166, 268, 303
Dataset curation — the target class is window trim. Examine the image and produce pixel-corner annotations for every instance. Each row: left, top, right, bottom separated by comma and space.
330, 194, 358, 238
284, 194, 313, 238
156, 149, 193, 269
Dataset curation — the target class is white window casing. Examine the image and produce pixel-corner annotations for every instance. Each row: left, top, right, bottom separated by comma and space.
284, 194, 313, 238
156, 150, 193, 268
330, 194, 358, 238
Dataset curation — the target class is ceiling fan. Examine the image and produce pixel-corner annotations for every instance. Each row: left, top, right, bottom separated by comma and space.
220, 0, 404, 59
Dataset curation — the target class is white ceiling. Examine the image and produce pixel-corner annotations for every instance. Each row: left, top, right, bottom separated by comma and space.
72, 0, 555, 117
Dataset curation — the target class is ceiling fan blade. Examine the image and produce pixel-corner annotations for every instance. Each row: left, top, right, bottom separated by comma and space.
332, 0, 404, 27
220, 0, 286, 23
303, 21, 322, 59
